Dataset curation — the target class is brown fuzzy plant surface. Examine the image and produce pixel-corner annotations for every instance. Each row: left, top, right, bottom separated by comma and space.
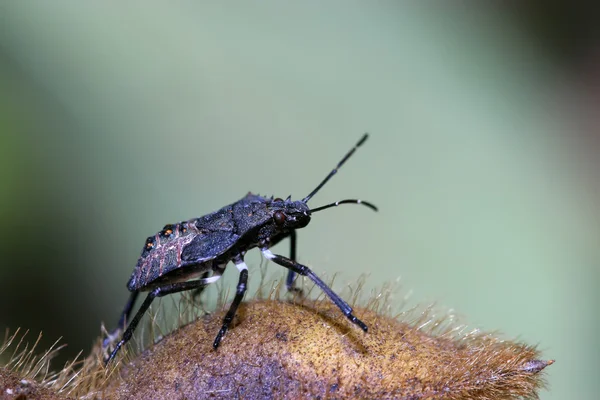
0, 280, 553, 400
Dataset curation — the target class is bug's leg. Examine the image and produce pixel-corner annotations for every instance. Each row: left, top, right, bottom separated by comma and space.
213, 257, 249, 348
192, 271, 211, 301
105, 275, 222, 365
285, 230, 302, 293
262, 248, 367, 332
192, 264, 226, 303
103, 291, 140, 350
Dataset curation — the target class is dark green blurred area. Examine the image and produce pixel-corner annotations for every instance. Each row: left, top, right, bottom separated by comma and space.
1, 3, 599, 399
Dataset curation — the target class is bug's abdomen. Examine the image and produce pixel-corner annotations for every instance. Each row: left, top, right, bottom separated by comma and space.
127, 222, 197, 291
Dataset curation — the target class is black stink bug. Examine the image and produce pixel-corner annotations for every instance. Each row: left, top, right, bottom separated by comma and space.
103, 133, 377, 364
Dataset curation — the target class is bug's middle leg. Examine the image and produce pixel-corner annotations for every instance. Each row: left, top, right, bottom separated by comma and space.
192, 264, 227, 303
191, 271, 210, 301
212, 256, 249, 349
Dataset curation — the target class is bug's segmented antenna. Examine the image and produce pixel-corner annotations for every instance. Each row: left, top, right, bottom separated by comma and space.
310, 199, 378, 213
302, 133, 369, 203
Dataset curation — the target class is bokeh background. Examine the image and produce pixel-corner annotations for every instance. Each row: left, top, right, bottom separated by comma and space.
1, 3, 598, 399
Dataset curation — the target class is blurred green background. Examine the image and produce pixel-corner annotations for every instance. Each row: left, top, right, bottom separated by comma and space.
1, 3, 598, 399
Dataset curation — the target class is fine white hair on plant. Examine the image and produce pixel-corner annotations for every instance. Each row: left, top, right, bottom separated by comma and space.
1, 272, 553, 400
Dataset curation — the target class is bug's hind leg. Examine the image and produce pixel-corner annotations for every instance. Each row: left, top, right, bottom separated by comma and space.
105, 275, 220, 365
103, 291, 139, 351
212, 257, 249, 348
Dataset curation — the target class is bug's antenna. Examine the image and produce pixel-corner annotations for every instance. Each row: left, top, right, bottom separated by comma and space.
311, 199, 378, 213
302, 133, 369, 203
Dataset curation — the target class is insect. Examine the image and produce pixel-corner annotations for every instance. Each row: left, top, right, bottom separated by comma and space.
103, 133, 377, 365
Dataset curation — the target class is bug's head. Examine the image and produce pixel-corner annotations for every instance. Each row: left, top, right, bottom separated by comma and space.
270, 197, 311, 230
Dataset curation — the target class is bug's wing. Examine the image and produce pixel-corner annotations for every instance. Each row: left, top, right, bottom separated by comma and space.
128, 230, 240, 292
180, 230, 240, 263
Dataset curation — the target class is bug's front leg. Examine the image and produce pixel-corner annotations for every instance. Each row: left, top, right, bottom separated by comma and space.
262, 248, 368, 332
212, 256, 249, 348
284, 230, 302, 292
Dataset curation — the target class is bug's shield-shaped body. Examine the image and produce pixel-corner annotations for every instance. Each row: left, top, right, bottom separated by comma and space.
104, 134, 373, 366
128, 193, 306, 292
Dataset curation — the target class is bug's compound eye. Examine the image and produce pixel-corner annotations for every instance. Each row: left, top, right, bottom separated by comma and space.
274, 211, 286, 225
